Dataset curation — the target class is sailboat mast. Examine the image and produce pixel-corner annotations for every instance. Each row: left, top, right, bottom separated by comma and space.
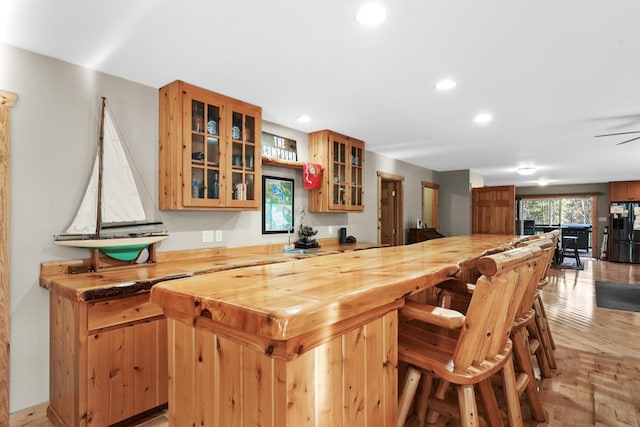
95, 97, 107, 239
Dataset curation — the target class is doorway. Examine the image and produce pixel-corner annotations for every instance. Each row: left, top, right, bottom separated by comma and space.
378, 172, 404, 246
422, 182, 439, 229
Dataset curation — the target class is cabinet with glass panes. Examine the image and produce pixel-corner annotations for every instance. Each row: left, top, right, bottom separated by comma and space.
307, 129, 364, 212
159, 80, 261, 210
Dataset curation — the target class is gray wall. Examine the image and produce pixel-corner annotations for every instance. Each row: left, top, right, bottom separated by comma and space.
0, 43, 439, 412
438, 170, 473, 236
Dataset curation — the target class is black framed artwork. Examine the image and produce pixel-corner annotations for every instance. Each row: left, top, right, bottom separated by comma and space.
262, 176, 294, 234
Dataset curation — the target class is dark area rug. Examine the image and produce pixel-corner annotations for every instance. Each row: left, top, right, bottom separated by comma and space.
595, 281, 640, 312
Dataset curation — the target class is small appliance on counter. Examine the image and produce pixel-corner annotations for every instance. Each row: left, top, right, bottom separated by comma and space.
339, 227, 347, 243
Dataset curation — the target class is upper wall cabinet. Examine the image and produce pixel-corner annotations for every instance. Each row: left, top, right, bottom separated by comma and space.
609, 181, 640, 202
159, 80, 262, 210
308, 129, 364, 212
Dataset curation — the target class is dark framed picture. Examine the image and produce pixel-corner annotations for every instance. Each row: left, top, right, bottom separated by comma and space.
262, 176, 294, 234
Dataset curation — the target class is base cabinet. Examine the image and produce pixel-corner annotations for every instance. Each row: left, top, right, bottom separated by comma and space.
165, 312, 397, 426
48, 293, 167, 427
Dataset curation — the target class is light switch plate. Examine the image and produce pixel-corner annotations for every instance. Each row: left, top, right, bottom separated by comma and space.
215, 230, 223, 242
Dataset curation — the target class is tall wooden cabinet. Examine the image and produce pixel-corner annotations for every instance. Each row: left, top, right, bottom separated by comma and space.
159, 80, 262, 210
609, 181, 640, 201
48, 292, 167, 427
308, 129, 364, 212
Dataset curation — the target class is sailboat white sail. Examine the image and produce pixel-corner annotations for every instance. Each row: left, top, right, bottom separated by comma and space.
55, 98, 167, 261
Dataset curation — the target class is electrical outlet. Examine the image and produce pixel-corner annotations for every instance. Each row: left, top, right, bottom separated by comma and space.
202, 230, 214, 243
215, 230, 223, 242
328, 226, 333, 235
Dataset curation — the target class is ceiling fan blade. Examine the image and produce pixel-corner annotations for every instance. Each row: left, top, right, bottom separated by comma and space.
617, 135, 640, 145
595, 130, 640, 137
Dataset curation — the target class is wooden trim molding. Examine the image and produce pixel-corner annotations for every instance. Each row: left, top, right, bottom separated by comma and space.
0, 89, 17, 426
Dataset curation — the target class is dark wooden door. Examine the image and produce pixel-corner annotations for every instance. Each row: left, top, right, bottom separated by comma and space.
471, 185, 515, 234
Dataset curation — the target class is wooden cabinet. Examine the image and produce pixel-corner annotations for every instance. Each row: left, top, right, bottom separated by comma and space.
308, 130, 364, 212
609, 181, 640, 201
407, 228, 445, 244
48, 292, 167, 427
159, 80, 262, 210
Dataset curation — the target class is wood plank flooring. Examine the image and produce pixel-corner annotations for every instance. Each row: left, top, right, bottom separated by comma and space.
10, 257, 640, 426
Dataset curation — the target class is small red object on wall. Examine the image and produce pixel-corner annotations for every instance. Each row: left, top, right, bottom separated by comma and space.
303, 162, 323, 189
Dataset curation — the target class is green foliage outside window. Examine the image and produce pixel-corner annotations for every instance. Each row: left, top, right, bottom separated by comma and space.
521, 198, 592, 226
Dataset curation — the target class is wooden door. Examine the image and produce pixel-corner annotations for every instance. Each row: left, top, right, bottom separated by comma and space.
471, 185, 515, 234
378, 172, 404, 246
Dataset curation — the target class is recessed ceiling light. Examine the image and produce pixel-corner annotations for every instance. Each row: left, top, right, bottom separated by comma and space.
436, 79, 457, 91
356, 3, 387, 25
474, 113, 493, 124
296, 115, 311, 123
517, 167, 537, 176
537, 179, 549, 186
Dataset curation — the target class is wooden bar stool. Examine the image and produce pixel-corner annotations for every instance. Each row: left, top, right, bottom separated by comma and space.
397, 245, 543, 427
561, 235, 581, 267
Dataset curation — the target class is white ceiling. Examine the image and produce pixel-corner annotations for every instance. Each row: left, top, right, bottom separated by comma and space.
3, 0, 640, 187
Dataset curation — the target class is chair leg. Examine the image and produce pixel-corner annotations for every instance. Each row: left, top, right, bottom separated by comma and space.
398, 367, 421, 427
415, 373, 434, 427
425, 379, 450, 424
512, 327, 547, 422
534, 295, 557, 369
525, 319, 552, 378
535, 293, 556, 349
501, 355, 524, 427
457, 384, 480, 427
477, 378, 505, 427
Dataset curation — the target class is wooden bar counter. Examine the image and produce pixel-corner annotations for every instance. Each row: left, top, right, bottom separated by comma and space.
149, 234, 516, 427
41, 240, 382, 427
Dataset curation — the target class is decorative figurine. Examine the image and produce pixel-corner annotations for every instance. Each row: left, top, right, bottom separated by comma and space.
295, 208, 320, 249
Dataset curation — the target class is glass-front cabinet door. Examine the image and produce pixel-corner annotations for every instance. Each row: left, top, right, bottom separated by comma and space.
188, 97, 223, 207
327, 133, 364, 211
228, 104, 259, 208
330, 134, 347, 209
350, 143, 364, 209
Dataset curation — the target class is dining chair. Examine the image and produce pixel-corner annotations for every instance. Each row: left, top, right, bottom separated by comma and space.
397, 245, 542, 427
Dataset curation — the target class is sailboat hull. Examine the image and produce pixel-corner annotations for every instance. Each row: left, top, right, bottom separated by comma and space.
55, 235, 168, 261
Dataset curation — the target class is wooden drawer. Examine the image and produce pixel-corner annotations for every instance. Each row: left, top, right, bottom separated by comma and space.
88, 293, 163, 332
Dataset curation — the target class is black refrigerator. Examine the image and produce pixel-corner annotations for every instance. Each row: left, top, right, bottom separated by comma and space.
609, 202, 640, 263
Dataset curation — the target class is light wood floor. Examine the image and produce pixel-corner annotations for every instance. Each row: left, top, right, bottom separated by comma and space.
11, 257, 640, 426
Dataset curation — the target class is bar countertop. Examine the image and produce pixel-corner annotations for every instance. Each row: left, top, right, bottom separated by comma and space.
40, 240, 382, 301
150, 234, 515, 350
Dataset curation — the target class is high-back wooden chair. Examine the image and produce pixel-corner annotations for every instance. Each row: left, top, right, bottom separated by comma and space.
397, 245, 542, 427
516, 230, 560, 370
430, 240, 552, 424
507, 237, 556, 422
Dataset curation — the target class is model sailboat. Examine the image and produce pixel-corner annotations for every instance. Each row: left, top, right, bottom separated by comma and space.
55, 97, 168, 263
